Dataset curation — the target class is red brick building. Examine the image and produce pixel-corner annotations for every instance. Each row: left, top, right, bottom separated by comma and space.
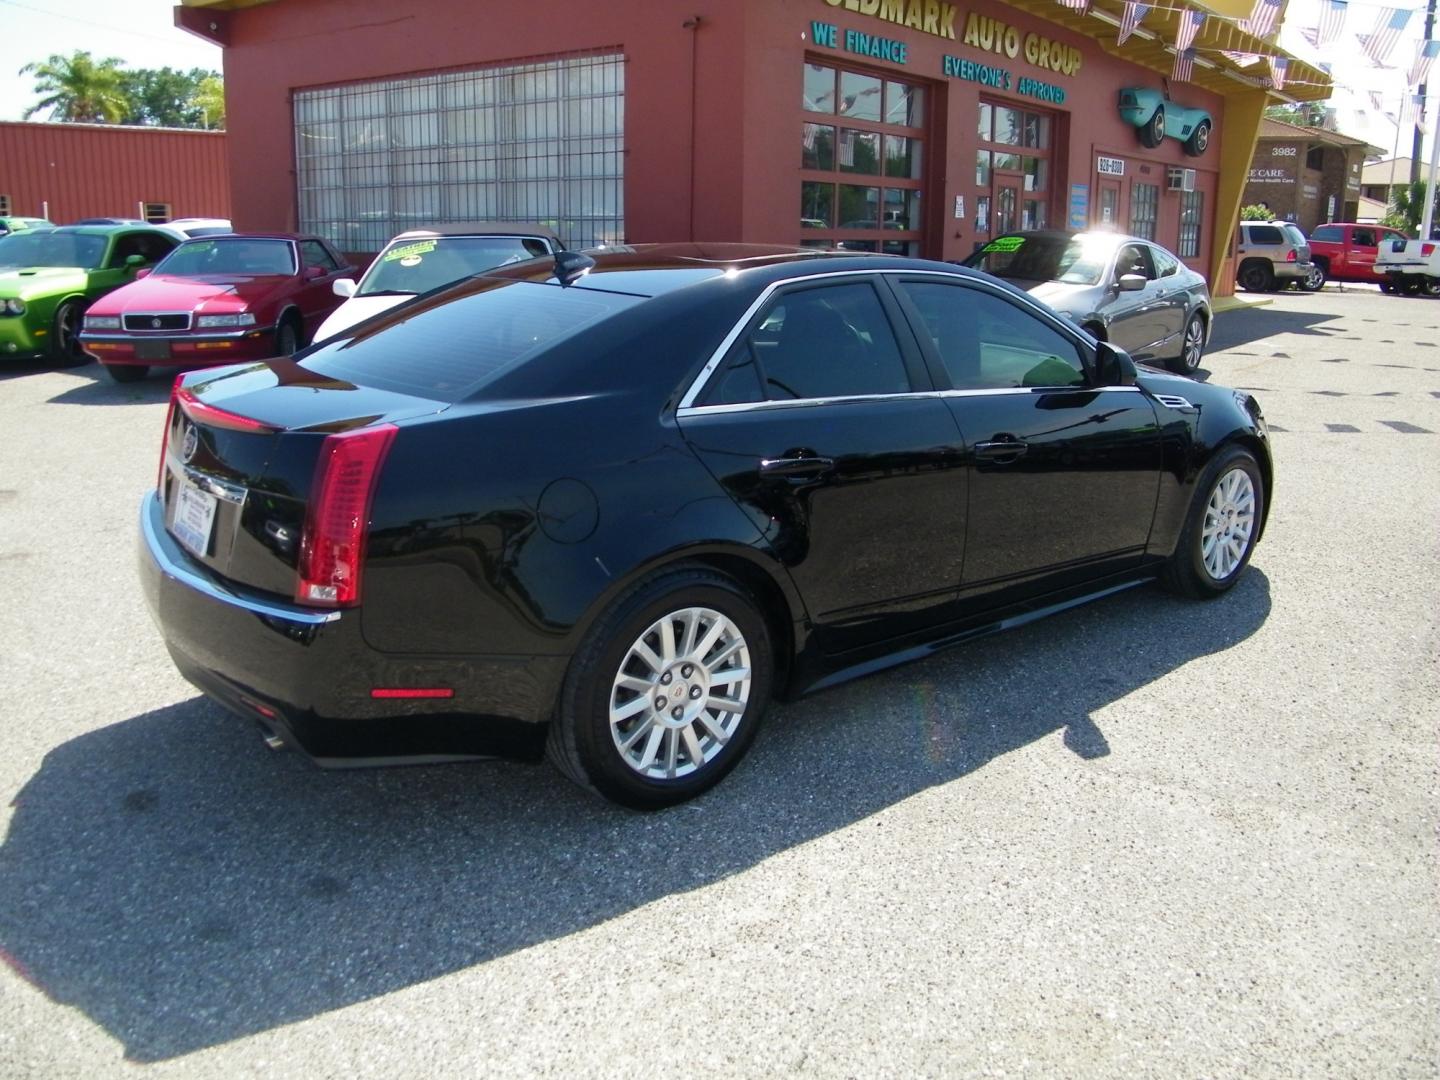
178, 0, 1328, 291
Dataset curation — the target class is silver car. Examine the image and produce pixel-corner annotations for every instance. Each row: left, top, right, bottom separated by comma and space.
963, 230, 1213, 375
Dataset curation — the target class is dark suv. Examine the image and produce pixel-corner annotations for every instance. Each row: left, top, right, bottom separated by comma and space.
1236, 221, 1313, 292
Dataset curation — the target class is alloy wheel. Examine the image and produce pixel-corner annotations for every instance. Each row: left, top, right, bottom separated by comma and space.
608, 606, 752, 780
1182, 317, 1204, 371
1201, 467, 1256, 581
1304, 265, 1324, 291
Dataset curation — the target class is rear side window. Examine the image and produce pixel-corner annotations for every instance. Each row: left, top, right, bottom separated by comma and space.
1246, 225, 1282, 245
1352, 228, 1377, 247
701, 281, 911, 404
300, 279, 642, 400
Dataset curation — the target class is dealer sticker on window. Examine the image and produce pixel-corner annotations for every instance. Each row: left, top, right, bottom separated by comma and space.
982, 236, 1026, 253
383, 240, 437, 262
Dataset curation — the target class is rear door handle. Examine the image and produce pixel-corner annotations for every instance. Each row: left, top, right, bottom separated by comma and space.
759, 455, 835, 478
973, 439, 1028, 461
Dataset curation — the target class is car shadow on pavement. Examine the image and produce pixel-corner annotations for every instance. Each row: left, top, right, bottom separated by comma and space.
0, 570, 1270, 1062
1208, 306, 1343, 354
44, 363, 174, 407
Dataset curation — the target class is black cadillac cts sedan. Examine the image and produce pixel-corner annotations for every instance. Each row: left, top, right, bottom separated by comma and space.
140, 245, 1271, 808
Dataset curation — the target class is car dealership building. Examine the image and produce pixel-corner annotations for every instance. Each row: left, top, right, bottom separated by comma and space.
178, 0, 1326, 293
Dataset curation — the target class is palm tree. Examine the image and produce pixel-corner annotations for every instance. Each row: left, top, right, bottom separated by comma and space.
19, 51, 130, 123
1385, 180, 1440, 237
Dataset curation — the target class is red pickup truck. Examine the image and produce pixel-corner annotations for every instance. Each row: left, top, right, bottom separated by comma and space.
1305, 222, 1411, 291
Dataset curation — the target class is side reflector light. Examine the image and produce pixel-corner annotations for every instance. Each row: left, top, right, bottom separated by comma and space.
370, 688, 455, 699
176, 387, 278, 433
296, 424, 398, 608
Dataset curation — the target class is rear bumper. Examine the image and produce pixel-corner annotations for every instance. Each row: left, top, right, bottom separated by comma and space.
1271, 261, 1311, 280
138, 490, 558, 763
82, 327, 281, 366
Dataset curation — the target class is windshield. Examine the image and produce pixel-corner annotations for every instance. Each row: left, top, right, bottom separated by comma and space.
963, 234, 1110, 286
358, 235, 553, 296
0, 230, 106, 269
303, 278, 640, 401
154, 238, 296, 277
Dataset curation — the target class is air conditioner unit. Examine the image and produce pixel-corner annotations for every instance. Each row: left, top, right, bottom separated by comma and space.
1166, 167, 1198, 192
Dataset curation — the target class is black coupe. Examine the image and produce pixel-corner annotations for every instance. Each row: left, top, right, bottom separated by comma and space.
140, 245, 1270, 808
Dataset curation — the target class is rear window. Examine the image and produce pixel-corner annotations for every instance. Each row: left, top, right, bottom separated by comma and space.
299, 279, 643, 400
1282, 224, 1307, 246
1310, 225, 1342, 243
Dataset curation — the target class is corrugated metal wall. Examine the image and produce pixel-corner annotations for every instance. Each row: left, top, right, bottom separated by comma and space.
0, 122, 230, 223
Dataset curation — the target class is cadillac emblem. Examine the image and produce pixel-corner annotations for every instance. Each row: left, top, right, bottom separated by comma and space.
180, 422, 200, 464
151, 317, 163, 329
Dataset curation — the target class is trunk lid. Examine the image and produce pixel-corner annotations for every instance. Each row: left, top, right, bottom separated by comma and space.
161, 358, 443, 597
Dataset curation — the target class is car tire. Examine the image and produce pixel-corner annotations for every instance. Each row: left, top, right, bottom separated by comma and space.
547, 566, 774, 809
1185, 120, 1211, 156
1379, 281, 1396, 294
48, 300, 88, 367
105, 364, 148, 383
1160, 445, 1264, 600
1422, 278, 1440, 297
274, 319, 300, 356
1301, 262, 1326, 292
1167, 313, 1206, 375
1237, 261, 1273, 293
1139, 107, 1166, 148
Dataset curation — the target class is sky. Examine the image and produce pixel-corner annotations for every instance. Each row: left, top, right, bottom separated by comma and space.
1279, 0, 1435, 164
1, 0, 221, 121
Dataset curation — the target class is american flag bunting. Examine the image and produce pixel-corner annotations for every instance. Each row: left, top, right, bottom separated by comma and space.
1242, 0, 1282, 40
1316, 0, 1348, 46
1172, 46, 1197, 83
1409, 40, 1440, 87
1175, 9, 1205, 54
1266, 56, 1289, 90
1056, 0, 1091, 12
1363, 8, 1411, 66
1118, 1, 1150, 46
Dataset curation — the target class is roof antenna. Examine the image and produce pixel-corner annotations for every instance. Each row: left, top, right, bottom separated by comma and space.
554, 250, 596, 286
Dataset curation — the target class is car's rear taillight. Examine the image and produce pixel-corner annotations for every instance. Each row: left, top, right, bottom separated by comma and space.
157, 373, 184, 491
1423, 243, 1436, 257
295, 424, 398, 608
1286, 249, 1297, 262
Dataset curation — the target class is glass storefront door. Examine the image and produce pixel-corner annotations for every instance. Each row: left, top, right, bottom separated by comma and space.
975, 99, 1054, 245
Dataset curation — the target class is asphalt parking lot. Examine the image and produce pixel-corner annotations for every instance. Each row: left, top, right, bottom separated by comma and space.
0, 286, 1436, 1078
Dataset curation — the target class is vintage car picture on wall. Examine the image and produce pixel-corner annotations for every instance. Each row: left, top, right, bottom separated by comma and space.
1118, 88, 1212, 156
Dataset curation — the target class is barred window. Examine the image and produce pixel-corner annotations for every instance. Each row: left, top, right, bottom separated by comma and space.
1178, 190, 1203, 259
295, 52, 624, 252
1129, 183, 1158, 241
143, 202, 170, 224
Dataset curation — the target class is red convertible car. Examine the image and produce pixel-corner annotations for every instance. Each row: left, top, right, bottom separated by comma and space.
79, 233, 354, 382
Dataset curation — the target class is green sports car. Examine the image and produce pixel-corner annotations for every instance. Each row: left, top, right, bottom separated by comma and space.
0, 225, 180, 364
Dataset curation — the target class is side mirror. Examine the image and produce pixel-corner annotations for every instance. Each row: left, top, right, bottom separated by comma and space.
332, 277, 357, 298
124, 254, 147, 268
1117, 273, 1146, 292
303, 265, 326, 281
1094, 341, 1137, 387
135, 267, 152, 279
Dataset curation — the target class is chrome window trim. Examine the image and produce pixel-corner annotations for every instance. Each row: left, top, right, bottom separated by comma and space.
677, 384, 1141, 420
676, 267, 1100, 412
